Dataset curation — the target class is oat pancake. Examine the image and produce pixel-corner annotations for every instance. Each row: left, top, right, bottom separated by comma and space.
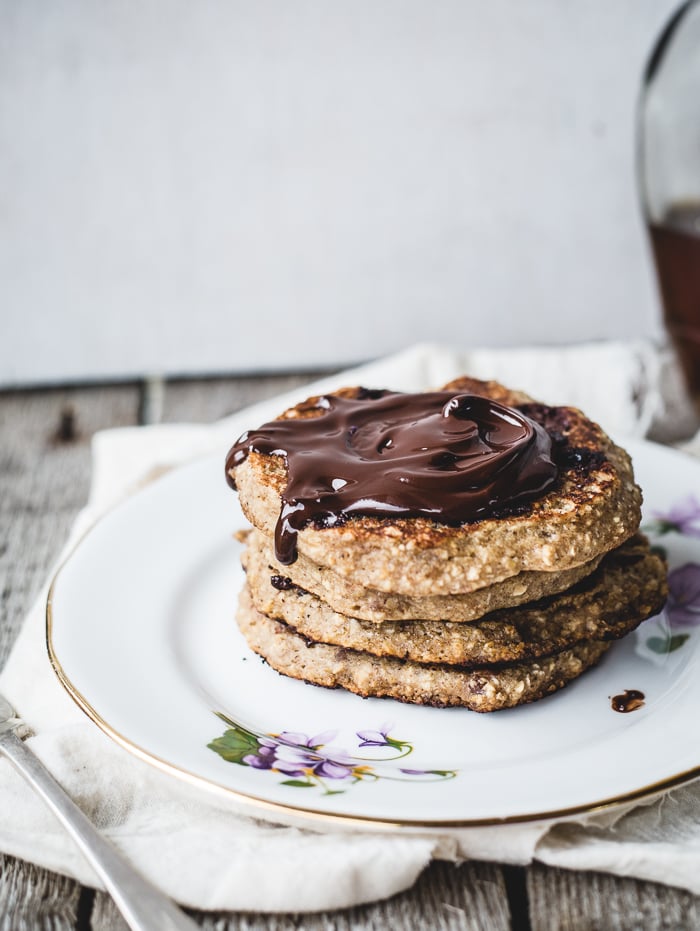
244, 527, 606, 623
236, 588, 612, 712
228, 379, 642, 596
242, 535, 666, 665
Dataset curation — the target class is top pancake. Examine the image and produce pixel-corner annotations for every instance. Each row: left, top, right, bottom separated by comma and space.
228, 377, 642, 596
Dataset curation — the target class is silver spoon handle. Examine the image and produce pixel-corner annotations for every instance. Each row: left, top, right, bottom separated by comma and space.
0, 729, 199, 931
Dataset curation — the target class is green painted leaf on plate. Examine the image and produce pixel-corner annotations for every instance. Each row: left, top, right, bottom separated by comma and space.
207, 726, 260, 764
647, 634, 689, 654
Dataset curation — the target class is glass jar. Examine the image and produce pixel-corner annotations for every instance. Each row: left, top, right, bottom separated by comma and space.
640, 0, 700, 403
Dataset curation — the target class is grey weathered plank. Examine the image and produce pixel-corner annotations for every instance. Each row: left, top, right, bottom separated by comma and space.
0, 385, 140, 930
527, 864, 700, 930
91, 860, 511, 931
0, 385, 140, 667
0, 854, 82, 931
158, 372, 334, 425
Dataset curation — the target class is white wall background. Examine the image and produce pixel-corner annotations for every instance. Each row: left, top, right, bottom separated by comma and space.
0, 0, 682, 386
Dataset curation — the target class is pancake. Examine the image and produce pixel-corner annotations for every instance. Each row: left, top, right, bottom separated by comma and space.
229, 379, 642, 596
243, 527, 606, 623
236, 588, 612, 712
242, 534, 667, 666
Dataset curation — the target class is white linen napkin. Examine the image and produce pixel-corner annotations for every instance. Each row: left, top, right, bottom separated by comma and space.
2, 340, 700, 912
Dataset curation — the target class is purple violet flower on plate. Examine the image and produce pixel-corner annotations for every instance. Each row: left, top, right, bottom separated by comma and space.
356, 724, 393, 748
667, 563, 700, 626
652, 495, 700, 538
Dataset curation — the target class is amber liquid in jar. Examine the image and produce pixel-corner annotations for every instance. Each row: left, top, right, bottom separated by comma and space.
649, 204, 700, 400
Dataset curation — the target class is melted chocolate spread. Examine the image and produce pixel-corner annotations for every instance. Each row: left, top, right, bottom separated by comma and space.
611, 690, 645, 713
226, 390, 559, 565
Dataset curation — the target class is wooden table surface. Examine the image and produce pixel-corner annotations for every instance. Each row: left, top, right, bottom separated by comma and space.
2, 374, 699, 931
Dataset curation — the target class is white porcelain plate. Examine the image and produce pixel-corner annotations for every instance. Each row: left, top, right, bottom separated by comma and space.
47, 439, 700, 829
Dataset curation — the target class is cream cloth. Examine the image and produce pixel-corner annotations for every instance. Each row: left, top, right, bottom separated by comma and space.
2, 341, 700, 912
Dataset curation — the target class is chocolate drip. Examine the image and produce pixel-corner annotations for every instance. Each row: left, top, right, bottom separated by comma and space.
611, 690, 645, 713
226, 390, 558, 565
270, 574, 295, 591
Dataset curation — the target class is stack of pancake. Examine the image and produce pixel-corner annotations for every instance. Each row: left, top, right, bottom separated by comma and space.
226, 377, 667, 712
